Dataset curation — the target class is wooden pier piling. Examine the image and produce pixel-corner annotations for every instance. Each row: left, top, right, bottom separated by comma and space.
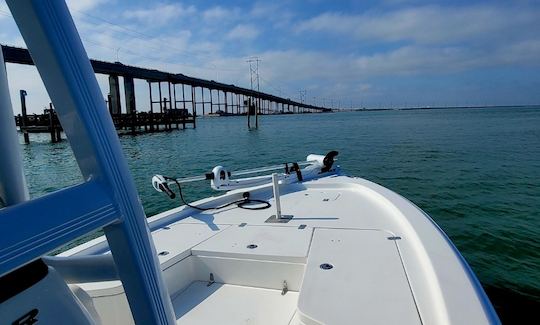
19, 90, 29, 144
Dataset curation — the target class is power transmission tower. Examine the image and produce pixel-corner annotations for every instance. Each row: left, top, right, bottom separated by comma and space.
299, 89, 306, 103
246, 57, 261, 128
247, 57, 261, 92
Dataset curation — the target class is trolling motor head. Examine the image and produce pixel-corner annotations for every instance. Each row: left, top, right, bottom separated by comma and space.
152, 175, 176, 199
306, 151, 338, 173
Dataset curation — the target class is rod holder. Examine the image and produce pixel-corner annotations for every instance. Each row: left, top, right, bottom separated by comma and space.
265, 174, 293, 223
272, 173, 282, 219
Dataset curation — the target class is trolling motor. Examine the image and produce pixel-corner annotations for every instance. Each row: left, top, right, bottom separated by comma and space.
151, 152, 339, 214
152, 151, 339, 195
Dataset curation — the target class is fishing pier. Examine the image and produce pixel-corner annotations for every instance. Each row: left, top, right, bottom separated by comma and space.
2, 45, 331, 143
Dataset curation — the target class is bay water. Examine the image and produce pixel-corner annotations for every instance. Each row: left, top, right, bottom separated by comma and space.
19, 107, 540, 323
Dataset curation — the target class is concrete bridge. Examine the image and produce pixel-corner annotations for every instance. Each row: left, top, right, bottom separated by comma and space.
2, 45, 331, 142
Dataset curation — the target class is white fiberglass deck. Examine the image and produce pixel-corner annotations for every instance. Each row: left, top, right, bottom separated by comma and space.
64, 175, 498, 325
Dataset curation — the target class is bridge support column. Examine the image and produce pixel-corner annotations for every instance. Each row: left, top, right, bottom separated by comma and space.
224, 91, 228, 114
124, 76, 136, 114
108, 75, 121, 115
201, 88, 205, 115
191, 86, 196, 128
124, 76, 136, 134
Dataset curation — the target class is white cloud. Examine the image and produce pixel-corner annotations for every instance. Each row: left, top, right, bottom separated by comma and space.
250, 2, 276, 17
495, 39, 540, 66
353, 46, 476, 75
208, 37, 540, 101
5, 64, 50, 115
202, 6, 240, 21
124, 3, 196, 25
0, 1, 9, 17
66, 0, 107, 12
296, 5, 540, 45
226, 24, 260, 40
250, 2, 294, 29
358, 83, 372, 92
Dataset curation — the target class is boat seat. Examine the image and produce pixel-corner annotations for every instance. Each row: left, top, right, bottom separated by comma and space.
297, 228, 421, 325
0, 260, 95, 325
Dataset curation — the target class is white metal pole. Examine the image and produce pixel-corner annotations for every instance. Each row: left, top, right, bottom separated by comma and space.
6, 1, 175, 324
272, 173, 282, 219
0, 49, 29, 207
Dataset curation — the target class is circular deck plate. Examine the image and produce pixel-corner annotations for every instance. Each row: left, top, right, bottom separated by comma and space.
320, 263, 333, 270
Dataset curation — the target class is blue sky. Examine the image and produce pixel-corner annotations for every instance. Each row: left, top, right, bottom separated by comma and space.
1, 0, 540, 113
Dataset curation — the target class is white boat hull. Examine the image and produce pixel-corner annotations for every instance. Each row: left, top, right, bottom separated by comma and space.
59, 175, 499, 324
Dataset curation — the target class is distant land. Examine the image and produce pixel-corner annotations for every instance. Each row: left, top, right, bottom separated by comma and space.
342, 105, 540, 112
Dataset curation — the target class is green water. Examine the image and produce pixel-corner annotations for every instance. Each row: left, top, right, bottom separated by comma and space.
19, 107, 540, 322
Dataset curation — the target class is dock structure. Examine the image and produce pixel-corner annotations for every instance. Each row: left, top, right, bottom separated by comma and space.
15, 92, 62, 143
2, 45, 331, 142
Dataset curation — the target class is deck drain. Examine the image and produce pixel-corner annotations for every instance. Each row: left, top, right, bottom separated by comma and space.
320, 263, 333, 270
158, 251, 169, 256
246, 244, 258, 249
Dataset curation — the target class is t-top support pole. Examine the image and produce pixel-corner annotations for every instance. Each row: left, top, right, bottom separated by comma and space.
0, 49, 29, 206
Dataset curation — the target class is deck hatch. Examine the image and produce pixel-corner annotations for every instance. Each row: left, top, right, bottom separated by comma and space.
298, 228, 421, 325
192, 225, 312, 263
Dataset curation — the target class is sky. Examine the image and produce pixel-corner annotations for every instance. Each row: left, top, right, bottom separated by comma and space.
1, 0, 540, 113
